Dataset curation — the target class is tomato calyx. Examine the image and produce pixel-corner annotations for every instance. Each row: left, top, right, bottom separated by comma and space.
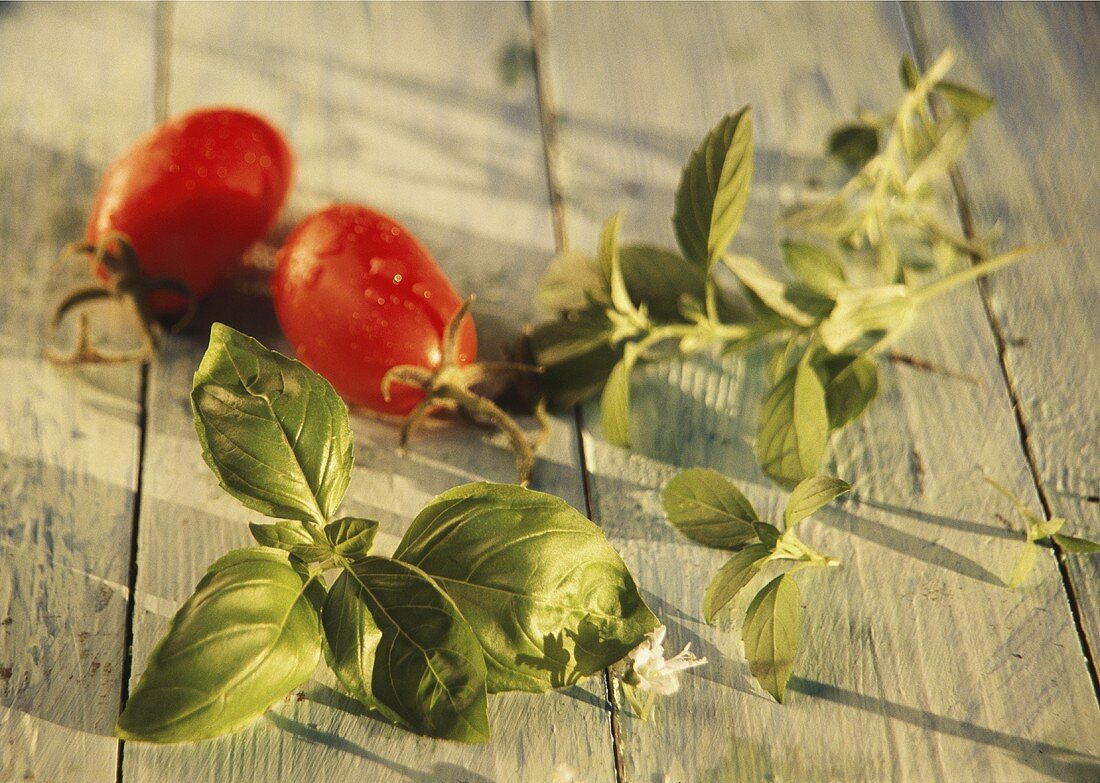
45, 232, 197, 365
381, 297, 547, 486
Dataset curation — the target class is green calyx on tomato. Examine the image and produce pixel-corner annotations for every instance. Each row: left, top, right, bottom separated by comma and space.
271, 204, 544, 485
46, 107, 293, 365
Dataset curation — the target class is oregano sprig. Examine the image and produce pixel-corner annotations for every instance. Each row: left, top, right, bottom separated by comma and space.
117, 324, 659, 744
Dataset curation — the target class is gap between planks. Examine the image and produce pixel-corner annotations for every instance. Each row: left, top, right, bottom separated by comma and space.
898, 0, 1100, 705
525, 2, 627, 782
115, 4, 177, 782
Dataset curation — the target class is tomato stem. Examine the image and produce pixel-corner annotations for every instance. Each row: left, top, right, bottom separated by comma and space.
44, 232, 197, 365
381, 297, 547, 485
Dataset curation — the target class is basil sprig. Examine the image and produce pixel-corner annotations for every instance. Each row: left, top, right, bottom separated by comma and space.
117, 324, 657, 744
663, 469, 849, 702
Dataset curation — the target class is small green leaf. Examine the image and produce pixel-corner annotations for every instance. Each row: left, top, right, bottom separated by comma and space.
393, 483, 658, 694
1007, 541, 1038, 588
248, 520, 324, 558
674, 107, 754, 270
781, 241, 847, 295
757, 363, 829, 489
1053, 534, 1100, 554
754, 522, 782, 549
617, 244, 736, 323
335, 557, 490, 743
116, 548, 324, 742
818, 286, 916, 354
598, 211, 636, 317
537, 249, 607, 313
814, 352, 880, 430
191, 324, 353, 526
704, 543, 772, 622
936, 80, 994, 119
662, 468, 759, 550
826, 123, 879, 170
769, 335, 807, 385
743, 573, 800, 703
784, 476, 851, 529
325, 517, 379, 561
600, 343, 641, 448
899, 54, 919, 89
1034, 517, 1066, 540
723, 254, 833, 327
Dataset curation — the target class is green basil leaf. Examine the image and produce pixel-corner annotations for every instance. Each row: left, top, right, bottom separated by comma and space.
618, 244, 729, 323
332, 556, 490, 742
757, 363, 829, 489
661, 468, 759, 550
1053, 534, 1100, 554
781, 241, 847, 295
1006, 541, 1038, 588
826, 123, 879, 170
936, 80, 994, 119
393, 483, 659, 694
674, 107, 753, 270
325, 517, 379, 561
784, 476, 851, 529
818, 286, 916, 354
754, 522, 782, 549
743, 573, 800, 703
249, 520, 320, 551
704, 543, 772, 623
1033, 517, 1066, 540
537, 249, 608, 313
191, 324, 353, 526
116, 548, 324, 743
814, 352, 880, 430
600, 343, 641, 448
723, 254, 833, 326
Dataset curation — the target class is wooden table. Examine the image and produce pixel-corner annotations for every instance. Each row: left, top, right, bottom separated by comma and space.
2, 2, 1098, 781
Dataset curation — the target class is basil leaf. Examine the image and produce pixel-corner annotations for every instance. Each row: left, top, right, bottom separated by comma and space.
674, 107, 753, 270
116, 548, 324, 742
936, 80, 994, 119
1007, 541, 1038, 588
754, 522, 782, 549
1053, 534, 1100, 554
320, 571, 406, 728
784, 476, 851, 529
537, 249, 607, 313
818, 286, 916, 354
757, 363, 829, 489
332, 556, 490, 742
192, 324, 353, 526
723, 254, 833, 326
743, 573, 800, 703
662, 468, 759, 550
618, 244, 728, 323
393, 483, 659, 694
814, 352, 880, 430
600, 343, 641, 448
827, 123, 879, 170
769, 335, 807, 385
781, 241, 847, 295
325, 517, 379, 561
704, 543, 772, 623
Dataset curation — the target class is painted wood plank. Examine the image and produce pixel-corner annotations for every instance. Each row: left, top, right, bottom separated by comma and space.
120, 3, 611, 782
535, 2, 1100, 780
0, 3, 155, 781
906, 0, 1100, 674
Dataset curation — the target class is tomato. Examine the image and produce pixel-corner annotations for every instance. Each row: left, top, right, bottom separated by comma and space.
271, 204, 477, 415
86, 107, 293, 312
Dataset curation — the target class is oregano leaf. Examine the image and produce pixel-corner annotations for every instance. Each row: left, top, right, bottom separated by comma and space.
1053, 534, 1100, 554
1006, 541, 1038, 588
743, 573, 800, 703
757, 363, 829, 489
191, 324, 353, 526
784, 476, 851, 529
673, 107, 754, 270
814, 352, 880, 430
827, 123, 879, 170
704, 543, 772, 623
662, 468, 759, 550
781, 241, 847, 295
600, 342, 641, 447
818, 286, 916, 354
723, 254, 833, 327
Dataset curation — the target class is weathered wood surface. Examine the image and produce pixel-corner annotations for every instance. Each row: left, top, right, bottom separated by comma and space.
906, 0, 1100, 675
0, 3, 154, 781
535, 1, 1100, 781
120, 3, 613, 783
1, 1, 1098, 782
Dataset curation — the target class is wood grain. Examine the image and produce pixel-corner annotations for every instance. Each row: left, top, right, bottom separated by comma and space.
906, 0, 1100, 683
534, 1, 1100, 780
120, 3, 612, 782
0, 3, 155, 781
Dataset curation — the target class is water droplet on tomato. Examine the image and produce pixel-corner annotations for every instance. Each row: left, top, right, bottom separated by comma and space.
216, 167, 228, 178
393, 274, 402, 284
377, 297, 385, 305
259, 155, 272, 168
390, 226, 400, 236
244, 151, 257, 164
196, 166, 208, 177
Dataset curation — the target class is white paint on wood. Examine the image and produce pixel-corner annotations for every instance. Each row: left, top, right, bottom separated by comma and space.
537, 2, 1100, 780
0, 3, 156, 781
